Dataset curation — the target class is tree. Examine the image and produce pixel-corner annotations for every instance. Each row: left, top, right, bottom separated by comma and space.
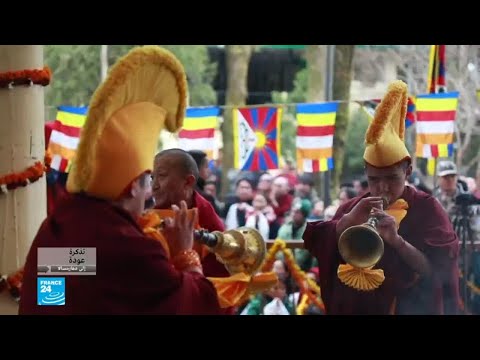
221, 45, 255, 198
108, 45, 218, 106
331, 45, 355, 194
270, 48, 325, 166
100, 45, 108, 81
44, 45, 218, 121
44, 45, 101, 119
305, 45, 326, 102
162, 46, 218, 106
342, 108, 370, 179
271, 91, 297, 163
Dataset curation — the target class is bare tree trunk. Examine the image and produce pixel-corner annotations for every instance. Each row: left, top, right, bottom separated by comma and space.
305, 45, 327, 200
100, 45, 108, 81
332, 45, 355, 193
306, 45, 326, 102
221, 45, 254, 199
0, 45, 47, 276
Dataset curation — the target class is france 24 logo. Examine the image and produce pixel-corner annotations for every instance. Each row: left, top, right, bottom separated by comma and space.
37, 277, 65, 306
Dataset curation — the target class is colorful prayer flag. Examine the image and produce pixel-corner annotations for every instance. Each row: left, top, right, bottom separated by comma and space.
233, 106, 281, 171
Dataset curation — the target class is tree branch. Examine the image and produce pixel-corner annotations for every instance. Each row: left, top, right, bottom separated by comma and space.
463, 152, 480, 172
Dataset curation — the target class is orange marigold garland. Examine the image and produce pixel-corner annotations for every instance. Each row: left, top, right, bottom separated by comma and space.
262, 239, 326, 314
6, 268, 24, 300
0, 150, 52, 194
0, 66, 52, 88
261, 240, 286, 272
282, 247, 325, 313
0, 267, 24, 301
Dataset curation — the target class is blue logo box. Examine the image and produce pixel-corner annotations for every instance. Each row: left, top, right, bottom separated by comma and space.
37, 277, 65, 306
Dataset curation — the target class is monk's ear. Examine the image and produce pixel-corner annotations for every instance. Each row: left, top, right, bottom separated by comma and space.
406, 163, 413, 178
185, 174, 196, 188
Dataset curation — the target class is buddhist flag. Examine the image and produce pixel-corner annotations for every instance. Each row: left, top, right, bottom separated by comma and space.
415, 92, 459, 158
178, 107, 219, 159
233, 106, 281, 171
295, 102, 338, 173
47, 106, 88, 173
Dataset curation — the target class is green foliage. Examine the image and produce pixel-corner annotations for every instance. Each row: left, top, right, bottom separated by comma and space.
44, 45, 218, 117
44, 45, 101, 109
288, 68, 308, 103
342, 107, 369, 180
161, 45, 217, 106
109, 45, 218, 105
270, 68, 309, 162
271, 93, 295, 163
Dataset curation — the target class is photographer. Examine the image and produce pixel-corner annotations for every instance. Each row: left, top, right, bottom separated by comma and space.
434, 161, 480, 314
433, 161, 468, 219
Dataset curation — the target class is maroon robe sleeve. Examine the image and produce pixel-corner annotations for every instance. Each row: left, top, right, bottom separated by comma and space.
104, 234, 221, 315
410, 196, 460, 314
18, 196, 221, 315
302, 202, 352, 310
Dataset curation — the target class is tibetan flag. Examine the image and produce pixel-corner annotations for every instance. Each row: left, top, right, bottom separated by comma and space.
178, 107, 219, 159
427, 45, 446, 94
415, 91, 458, 158
47, 106, 88, 173
405, 97, 416, 127
295, 102, 338, 173
233, 106, 281, 171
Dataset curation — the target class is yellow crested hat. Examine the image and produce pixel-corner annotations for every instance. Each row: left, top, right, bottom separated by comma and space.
363, 80, 410, 168
66, 46, 187, 199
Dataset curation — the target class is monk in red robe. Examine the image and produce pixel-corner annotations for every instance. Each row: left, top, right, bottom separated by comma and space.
304, 80, 460, 315
19, 46, 220, 315
152, 149, 229, 279
151, 149, 234, 314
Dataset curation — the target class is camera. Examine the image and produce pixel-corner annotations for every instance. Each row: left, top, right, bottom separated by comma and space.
455, 193, 480, 207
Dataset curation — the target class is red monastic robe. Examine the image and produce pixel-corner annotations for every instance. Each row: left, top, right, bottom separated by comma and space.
19, 194, 221, 315
303, 186, 460, 315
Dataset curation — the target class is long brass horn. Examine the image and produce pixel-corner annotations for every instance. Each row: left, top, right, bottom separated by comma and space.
337, 198, 387, 268
151, 209, 267, 276
194, 227, 266, 276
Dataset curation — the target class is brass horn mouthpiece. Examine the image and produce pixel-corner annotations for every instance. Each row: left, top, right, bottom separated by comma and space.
194, 227, 266, 276
194, 229, 218, 247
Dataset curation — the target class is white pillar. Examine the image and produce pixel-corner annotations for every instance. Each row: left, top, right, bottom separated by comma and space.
0, 45, 47, 275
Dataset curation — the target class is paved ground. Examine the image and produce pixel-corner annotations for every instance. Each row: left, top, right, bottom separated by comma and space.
0, 291, 19, 315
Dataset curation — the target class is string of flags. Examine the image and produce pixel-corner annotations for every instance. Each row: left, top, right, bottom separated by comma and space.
45, 90, 460, 175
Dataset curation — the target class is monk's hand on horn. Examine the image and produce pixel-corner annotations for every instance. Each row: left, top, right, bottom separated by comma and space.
370, 208, 402, 248
163, 201, 198, 257
336, 197, 384, 236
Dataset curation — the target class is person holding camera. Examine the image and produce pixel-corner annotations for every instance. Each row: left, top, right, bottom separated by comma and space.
433, 161, 469, 218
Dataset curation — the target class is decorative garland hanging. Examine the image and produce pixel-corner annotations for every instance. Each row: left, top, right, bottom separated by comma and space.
0, 66, 52, 88
0, 151, 52, 195
261, 239, 325, 314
